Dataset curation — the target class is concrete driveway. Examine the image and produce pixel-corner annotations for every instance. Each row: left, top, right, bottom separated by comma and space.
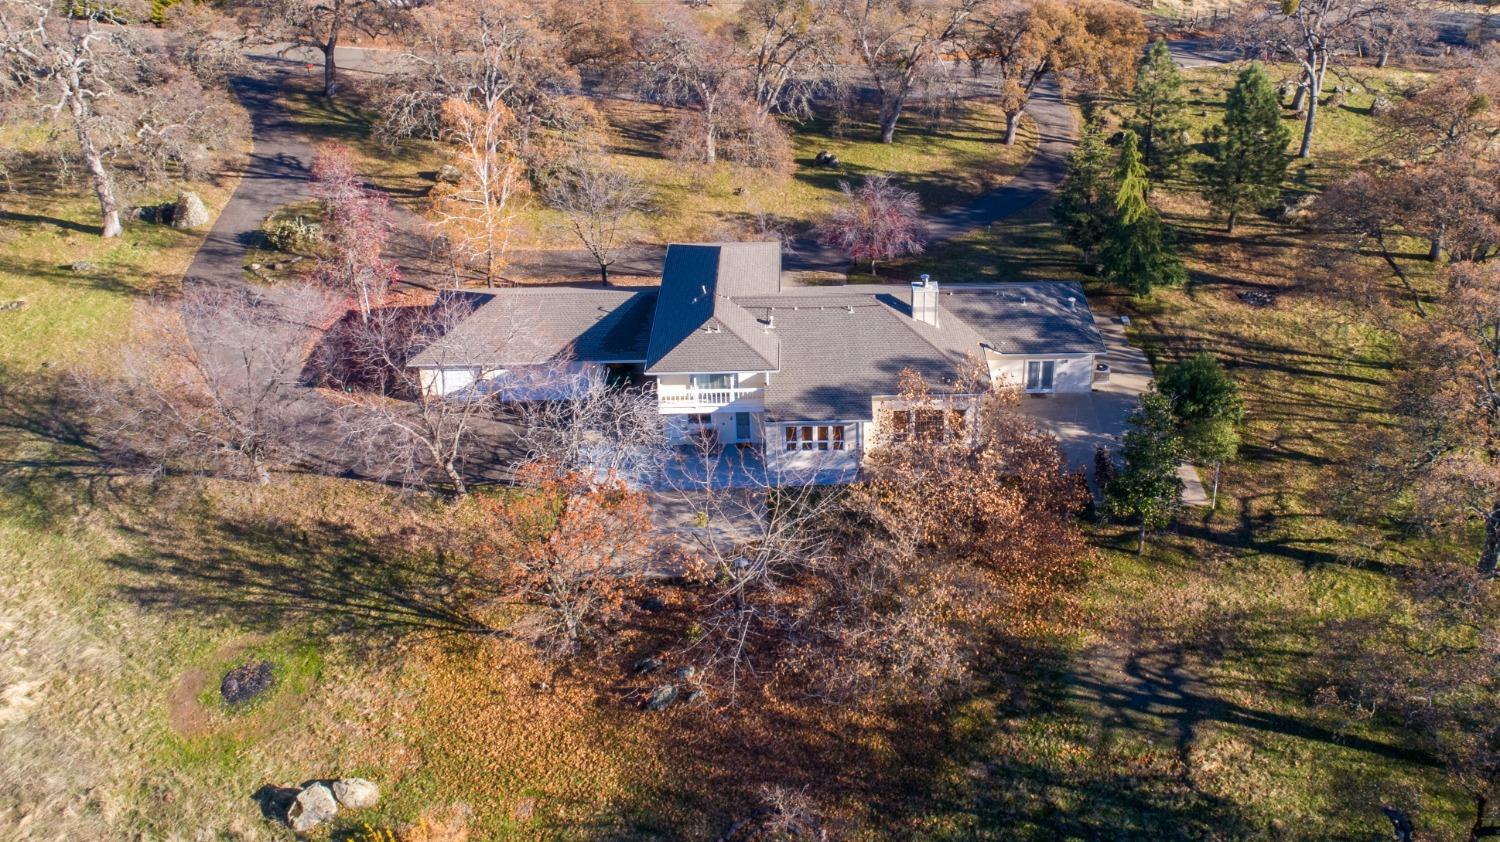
1019, 315, 1210, 506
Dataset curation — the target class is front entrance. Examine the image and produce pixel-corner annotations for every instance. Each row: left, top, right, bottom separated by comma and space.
734, 411, 752, 442
1026, 360, 1056, 393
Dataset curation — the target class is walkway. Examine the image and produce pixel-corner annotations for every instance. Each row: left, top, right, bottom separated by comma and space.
1018, 315, 1210, 507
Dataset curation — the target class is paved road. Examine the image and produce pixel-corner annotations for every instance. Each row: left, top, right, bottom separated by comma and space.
182, 68, 315, 289
229, 46, 1078, 281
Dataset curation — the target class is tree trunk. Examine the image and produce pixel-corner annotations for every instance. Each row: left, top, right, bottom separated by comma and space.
1377, 44, 1390, 68
1479, 503, 1500, 578
1299, 77, 1319, 158
1226, 210, 1238, 234
322, 30, 340, 98
254, 459, 272, 486
878, 95, 904, 144
1003, 110, 1021, 145
1429, 227, 1446, 262
1291, 75, 1308, 113
444, 460, 468, 497
599, 261, 611, 286
1211, 462, 1221, 508
1137, 523, 1147, 555
71, 104, 122, 238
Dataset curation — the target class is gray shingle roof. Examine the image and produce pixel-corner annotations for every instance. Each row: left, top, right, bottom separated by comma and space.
939, 282, 1106, 355
406, 243, 1108, 423
644, 243, 782, 374
407, 287, 657, 369
733, 287, 987, 421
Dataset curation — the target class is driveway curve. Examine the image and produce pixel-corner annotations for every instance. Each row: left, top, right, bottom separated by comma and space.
190, 43, 1229, 289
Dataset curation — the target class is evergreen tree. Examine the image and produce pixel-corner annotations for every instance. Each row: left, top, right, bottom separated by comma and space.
1105, 389, 1185, 554
1130, 39, 1191, 183
1052, 120, 1115, 259
1204, 63, 1291, 234
1100, 131, 1187, 296
1159, 353, 1245, 508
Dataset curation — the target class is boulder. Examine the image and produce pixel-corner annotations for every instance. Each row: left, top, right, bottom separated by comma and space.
632, 656, 663, 675
436, 164, 463, 184
643, 684, 678, 711
171, 191, 210, 230
675, 665, 696, 681
220, 660, 274, 705
332, 777, 380, 809
0, 299, 26, 312
287, 783, 337, 833
68, 261, 96, 273
1371, 95, 1394, 116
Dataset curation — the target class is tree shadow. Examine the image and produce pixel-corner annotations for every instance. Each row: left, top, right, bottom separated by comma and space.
100, 502, 495, 651
0, 363, 134, 529
0, 207, 99, 235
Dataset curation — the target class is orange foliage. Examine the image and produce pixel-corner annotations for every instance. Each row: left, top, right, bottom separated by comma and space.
477, 464, 654, 655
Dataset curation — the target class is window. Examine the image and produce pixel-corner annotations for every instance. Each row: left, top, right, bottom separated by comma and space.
690, 373, 737, 390
886, 408, 964, 443
686, 413, 711, 427
785, 425, 848, 452
1025, 360, 1056, 392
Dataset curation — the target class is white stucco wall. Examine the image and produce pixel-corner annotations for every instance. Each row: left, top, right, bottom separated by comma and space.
666, 410, 765, 445
986, 353, 1096, 394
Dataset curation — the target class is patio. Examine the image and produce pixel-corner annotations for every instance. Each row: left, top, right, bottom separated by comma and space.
1018, 316, 1209, 505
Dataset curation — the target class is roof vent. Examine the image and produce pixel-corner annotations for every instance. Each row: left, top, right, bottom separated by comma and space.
1067, 296, 1077, 309
763, 314, 775, 333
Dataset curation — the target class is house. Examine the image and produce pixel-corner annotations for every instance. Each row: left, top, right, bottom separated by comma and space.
407, 241, 1107, 480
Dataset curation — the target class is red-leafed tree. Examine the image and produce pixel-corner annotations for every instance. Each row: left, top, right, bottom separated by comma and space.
310, 143, 398, 319
816, 174, 928, 275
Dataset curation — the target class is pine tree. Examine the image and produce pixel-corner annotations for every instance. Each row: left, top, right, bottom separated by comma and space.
1105, 389, 1185, 555
1159, 353, 1245, 508
1130, 39, 1191, 184
1100, 131, 1187, 297
1052, 121, 1115, 259
1204, 63, 1291, 234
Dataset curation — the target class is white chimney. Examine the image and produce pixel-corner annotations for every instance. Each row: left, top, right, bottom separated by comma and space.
911, 274, 939, 327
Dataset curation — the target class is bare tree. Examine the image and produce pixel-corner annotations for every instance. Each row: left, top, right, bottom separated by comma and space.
237, 0, 411, 98
839, 0, 983, 144
815, 173, 928, 275
666, 431, 845, 700
375, 0, 590, 164
514, 366, 668, 488
544, 163, 651, 286
478, 463, 655, 656
429, 97, 528, 287
1364, 3, 1436, 68
83, 283, 336, 484
333, 293, 513, 496
732, 0, 840, 120
636, 11, 752, 165
1227, 0, 1394, 158
0, 0, 245, 236
310, 143, 399, 317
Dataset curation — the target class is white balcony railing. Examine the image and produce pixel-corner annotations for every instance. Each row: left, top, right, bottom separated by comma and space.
658, 387, 763, 407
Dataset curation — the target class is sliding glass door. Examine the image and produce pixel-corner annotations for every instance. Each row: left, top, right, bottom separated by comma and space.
1025, 360, 1056, 393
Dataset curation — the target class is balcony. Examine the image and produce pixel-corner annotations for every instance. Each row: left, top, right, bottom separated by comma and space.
657, 386, 765, 411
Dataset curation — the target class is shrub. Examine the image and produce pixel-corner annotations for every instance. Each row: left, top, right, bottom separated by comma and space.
263, 214, 322, 254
